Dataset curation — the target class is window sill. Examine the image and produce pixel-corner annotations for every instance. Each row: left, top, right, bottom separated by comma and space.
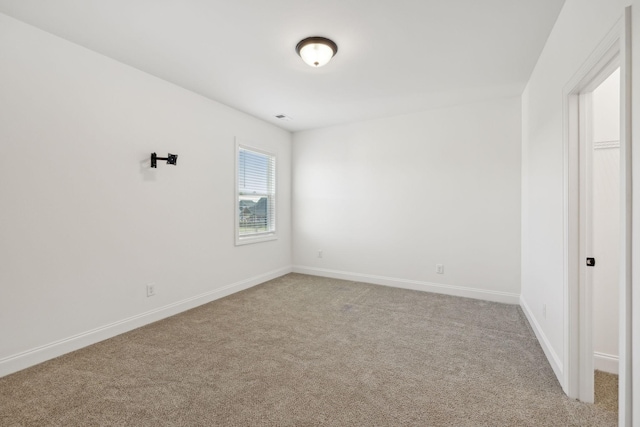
235, 233, 278, 246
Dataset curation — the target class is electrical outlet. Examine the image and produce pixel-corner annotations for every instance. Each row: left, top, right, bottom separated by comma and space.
543, 304, 547, 319
436, 264, 444, 274
318, 250, 323, 258
147, 283, 156, 297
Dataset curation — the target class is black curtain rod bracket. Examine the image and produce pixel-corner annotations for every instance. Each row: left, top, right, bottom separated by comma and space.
151, 152, 178, 168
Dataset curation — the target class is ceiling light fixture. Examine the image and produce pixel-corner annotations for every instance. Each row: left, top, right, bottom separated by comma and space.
296, 37, 338, 68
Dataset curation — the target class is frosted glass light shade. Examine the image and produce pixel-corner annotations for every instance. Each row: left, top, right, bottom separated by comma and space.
296, 37, 338, 67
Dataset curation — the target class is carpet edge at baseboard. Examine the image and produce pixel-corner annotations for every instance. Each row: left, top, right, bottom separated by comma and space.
0, 265, 293, 378
519, 295, 564, 388
594, 352, 619, 374
292, 265, 520, 304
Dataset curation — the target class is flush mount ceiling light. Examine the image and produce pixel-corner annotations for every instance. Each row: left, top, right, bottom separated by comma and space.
296, 37, 338, 67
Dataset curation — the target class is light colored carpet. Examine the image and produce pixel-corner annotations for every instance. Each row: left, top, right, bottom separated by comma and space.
595, 370, 618, 413
0, 273, 617, 426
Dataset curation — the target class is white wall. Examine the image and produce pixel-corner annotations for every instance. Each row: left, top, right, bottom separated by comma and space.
591, 69, 620, 374
292, 98, 521, 303
0, 13, 292, 376
631, 2, 640, 421
521, 0, 627, 386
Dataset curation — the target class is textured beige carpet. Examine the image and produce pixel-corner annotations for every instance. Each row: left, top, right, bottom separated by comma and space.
1, 273, 618, 426
595, 370, 618, 413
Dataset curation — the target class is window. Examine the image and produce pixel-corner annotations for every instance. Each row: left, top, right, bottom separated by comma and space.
235, 142, 276, 245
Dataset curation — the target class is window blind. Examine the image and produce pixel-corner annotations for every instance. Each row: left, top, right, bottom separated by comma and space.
237, 146, 276, 238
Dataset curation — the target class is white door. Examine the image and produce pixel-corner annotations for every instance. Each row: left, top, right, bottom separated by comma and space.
563, 7, 632, 426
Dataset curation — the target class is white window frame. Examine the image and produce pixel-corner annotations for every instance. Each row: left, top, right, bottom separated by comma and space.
235, 140, 277, 245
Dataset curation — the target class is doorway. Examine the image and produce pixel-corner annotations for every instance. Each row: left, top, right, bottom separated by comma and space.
571, 54, 621, 405
562, 10, 632, 424
584, 68, 621, 406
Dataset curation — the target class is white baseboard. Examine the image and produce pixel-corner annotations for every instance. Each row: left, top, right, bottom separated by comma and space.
594, 352, 619, 374
0, 266, 292, 378
519, 295, 564, 386
292, 265, 520, 304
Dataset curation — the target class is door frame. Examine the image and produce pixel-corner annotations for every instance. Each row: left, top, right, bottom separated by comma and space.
578, 56, 619, 404
562, 8, 632, 423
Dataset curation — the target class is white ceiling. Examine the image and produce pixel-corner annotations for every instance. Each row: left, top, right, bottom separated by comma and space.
0, 0, 565, 132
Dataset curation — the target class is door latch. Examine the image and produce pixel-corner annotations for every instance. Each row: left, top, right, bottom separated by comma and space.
586, 258, 596, 267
